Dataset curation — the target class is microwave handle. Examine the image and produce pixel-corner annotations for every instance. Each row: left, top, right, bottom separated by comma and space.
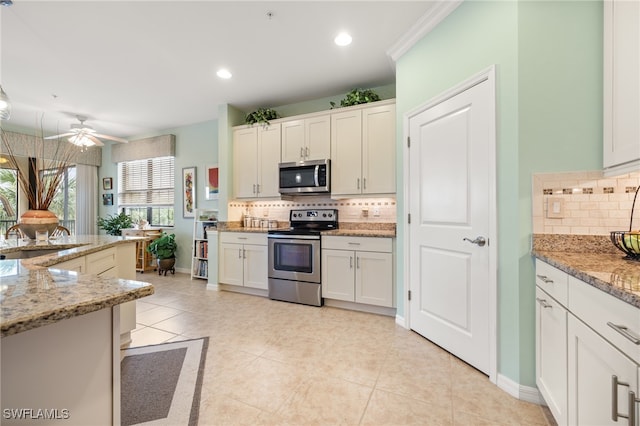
314, 165, 320, 187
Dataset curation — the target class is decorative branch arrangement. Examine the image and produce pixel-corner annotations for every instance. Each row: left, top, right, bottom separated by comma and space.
1, 125, 78, 210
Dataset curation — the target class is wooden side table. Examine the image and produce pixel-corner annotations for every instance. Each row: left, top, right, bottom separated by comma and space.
121, 228, 163, 273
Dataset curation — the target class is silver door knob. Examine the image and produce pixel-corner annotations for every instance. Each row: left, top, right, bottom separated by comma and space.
463, 236, 487, 247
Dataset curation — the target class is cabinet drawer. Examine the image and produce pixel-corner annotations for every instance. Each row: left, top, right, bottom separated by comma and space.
53, 256, 86, 273
322, 236, 392, 252
569, 276, 640, 364
86, 248, 117, 275
535, 260, 569, 307
220, 232, 266, 246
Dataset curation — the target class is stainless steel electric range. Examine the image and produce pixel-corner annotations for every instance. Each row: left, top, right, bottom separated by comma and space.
267, 208, 338, 306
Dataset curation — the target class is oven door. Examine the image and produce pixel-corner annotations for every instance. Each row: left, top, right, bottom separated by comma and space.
268, 234, 321, 283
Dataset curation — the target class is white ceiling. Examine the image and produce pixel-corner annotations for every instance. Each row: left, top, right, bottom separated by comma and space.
1, 1, 435, 139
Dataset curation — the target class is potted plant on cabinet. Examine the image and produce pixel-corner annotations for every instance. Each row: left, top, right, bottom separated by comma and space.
146, 232, 177, 276
97, 211, 133, 236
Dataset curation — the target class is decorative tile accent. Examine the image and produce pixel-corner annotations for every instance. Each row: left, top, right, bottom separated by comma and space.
582, 187, 594, 194
543, 189, 553, 195
562, 188, 573, 194
603, 187, 615, 194
626, 186, 638, 193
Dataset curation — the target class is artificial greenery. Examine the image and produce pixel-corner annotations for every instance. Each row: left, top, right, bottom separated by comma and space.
245, 108, 279, 126
146, 232, 177, 259
330, 88, 381, 109
97, 211, 133, 236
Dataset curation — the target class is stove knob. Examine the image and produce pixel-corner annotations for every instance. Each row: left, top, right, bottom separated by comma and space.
322, 213, 327, 217
328, 213, 333, 217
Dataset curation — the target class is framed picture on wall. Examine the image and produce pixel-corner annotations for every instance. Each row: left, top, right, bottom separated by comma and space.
183, 166, 196, 218
102, 193, 113, 206
103, 177, 113, 190
205, 164, 219, 200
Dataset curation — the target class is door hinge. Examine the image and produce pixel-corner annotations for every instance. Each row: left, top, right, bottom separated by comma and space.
407, 136, 411, 148
408, 213, 411, 224
408, 290, 412, 301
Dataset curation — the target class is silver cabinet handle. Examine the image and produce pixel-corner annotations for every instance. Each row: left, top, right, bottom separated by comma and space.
243, 248, 246, 259
463, 236, 487, 247
536, 274, 554, 284
535, 297, 552, 309
237, 237, 247, 240
363, 177, 367, 190
357, 178, 360, 190
305, 147, 310, 158
300, 147, 304, 158
629, 391, 638, 426
238, 248, 242, 259
256, 184, 260, 194
350, 256, 353, 269
356, 257, 360, 269
608, 322, 640, 345
252, 184, 256, 194
348, 242, 361, 246
612, 375, 631, 422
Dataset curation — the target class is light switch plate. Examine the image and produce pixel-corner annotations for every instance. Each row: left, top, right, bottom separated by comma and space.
546, 197, 565, 218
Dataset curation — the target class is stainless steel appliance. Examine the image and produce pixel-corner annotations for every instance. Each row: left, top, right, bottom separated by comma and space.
278, 159, 330, 195
268, 208, 338, 306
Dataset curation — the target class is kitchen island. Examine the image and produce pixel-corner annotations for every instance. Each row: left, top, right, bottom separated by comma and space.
0, 235, 154, 425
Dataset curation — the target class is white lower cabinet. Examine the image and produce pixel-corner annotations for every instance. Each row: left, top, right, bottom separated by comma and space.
321, 236, 393, 307
219, 232, 268, 290
535, 287, 568, 426
567, 314, 638, 426
536, 259, 640, 426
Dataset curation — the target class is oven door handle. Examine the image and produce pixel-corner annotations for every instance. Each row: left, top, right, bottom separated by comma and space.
268, 234, 320, 241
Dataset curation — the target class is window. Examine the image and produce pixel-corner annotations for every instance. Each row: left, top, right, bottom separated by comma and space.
118, 156, 175, 227
45, 166, 76, 233
0, 167, 18, 235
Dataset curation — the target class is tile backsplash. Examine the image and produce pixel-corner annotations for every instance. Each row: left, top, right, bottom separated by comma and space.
532, 171, 640, 235
228, 197, 397, 224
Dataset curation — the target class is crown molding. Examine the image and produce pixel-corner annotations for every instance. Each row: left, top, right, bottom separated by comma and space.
386, 0, 464, 63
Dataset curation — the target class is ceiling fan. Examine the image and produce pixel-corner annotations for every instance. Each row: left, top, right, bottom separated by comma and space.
44, 115, 128, 148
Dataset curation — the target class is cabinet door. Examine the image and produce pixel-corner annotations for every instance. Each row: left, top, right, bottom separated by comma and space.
54, 256, 86, 273
305, 115, 331, 160
281, 120, 305, 162
331, 110, 362, 196
257, 124, 281, 198
219, 242, 244, 286
567, 314, 638, 426
362, 103, 396, 194
233, 127, 258, 198
321, 249, 355, 301
535, 287, 568, 426
243, 244, 268, 290
604, 0, 640, 170
355, 251, 393, 307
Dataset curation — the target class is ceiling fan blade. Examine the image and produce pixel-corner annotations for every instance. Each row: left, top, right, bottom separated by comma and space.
94, 133, 128, 143
44, 132, 75, 140
87, 135, 105, 147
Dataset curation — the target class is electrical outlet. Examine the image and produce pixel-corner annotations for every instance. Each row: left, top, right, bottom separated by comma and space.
373, 207, 380, 217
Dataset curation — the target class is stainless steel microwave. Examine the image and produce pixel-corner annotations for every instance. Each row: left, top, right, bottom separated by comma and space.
278, 159, 330, 195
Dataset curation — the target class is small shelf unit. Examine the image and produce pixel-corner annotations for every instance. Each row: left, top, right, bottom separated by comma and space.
191, 209, 218, 280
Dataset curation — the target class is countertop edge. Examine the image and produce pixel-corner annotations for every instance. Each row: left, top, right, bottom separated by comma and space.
532, 249, 640, 309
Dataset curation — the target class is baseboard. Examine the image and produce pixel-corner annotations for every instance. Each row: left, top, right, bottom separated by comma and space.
206, 283, 219, 291
323, 299, 396, 317
395, 314, 407, 329
496, 373, 545, 405
218, 283, 269, 298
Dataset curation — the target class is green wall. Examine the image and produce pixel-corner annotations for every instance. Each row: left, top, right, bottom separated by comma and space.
396, 0, 602, 387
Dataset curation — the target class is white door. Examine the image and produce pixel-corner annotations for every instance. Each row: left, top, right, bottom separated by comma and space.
408, 72, 495, 375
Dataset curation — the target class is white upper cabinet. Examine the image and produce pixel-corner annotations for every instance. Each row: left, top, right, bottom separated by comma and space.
233, 124, 281, 199
281, 115, 331, 163
331, 101, 396, 196
603, 0, 640, 174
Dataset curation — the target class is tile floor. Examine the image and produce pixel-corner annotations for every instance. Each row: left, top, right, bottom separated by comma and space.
129, 272, 555, 426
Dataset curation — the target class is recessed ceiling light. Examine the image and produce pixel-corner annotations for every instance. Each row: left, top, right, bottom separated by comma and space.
216, 69, 232, 79
334, 32, 352, 47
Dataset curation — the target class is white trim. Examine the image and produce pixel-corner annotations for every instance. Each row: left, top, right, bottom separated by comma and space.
496, 373, 546, 405
403, 65, 498, 384
323, 299, 396, 317
395, 314, 407, 328
386, 0, 463, 62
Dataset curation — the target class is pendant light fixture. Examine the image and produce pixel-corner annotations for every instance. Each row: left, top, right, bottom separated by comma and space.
0, 85, 11, 120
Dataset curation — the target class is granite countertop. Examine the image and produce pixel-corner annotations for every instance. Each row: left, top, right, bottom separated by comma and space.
532, 234, 640, 309
0, 235, 154, 337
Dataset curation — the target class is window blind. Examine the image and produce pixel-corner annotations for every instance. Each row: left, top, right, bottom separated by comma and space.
118, 156, 175, 206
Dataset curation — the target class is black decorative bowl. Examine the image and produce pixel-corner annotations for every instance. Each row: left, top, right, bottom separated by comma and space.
610, 231, 640, 260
